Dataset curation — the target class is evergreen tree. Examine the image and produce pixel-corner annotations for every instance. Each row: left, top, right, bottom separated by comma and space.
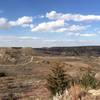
47, 63, 70, 96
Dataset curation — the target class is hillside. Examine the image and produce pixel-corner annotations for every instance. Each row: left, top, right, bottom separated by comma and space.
0, 47, 100, 99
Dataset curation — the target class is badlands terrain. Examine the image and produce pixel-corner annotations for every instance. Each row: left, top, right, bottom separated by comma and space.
0, 47, 100, 99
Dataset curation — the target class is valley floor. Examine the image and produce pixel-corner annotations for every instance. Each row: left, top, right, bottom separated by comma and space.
0, 56, 100, 99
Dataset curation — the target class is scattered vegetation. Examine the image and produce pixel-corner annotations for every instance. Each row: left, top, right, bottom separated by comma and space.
68, 70, 100, 90
8, 93, 15, 100
47, 64, 100, 100
0, 47, 100, 99
80, 71, 98, 89
0, 72, 7, 77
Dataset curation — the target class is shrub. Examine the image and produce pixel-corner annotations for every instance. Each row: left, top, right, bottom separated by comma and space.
0, 72, 7, 77
2, 92, 16, 100
80, 71, 97, 89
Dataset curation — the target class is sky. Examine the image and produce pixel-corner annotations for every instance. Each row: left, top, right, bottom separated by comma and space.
0, 0, 100, 47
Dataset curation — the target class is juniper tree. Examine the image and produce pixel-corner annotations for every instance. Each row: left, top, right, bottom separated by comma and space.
47, 63, 70, 96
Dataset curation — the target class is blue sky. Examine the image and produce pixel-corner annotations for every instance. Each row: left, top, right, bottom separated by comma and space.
0, 0, 100, 47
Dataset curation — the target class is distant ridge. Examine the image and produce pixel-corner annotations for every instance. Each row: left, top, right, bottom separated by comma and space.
0, 46, 100, 56
33, 46, 100, 56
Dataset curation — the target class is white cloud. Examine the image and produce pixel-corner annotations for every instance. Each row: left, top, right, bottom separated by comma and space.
0, 18, 11, 29
53, 25, 87, 33
76, 33, 96, 37
97, 30, 100, 34
9, 16, 33, 26
31, 20, 64, 32
0, 35, 99, 47
46, 11, 100, 22
0, 36, 18, 40
54, 28, 67, 33
19, 36, 38, 40
0, 16, 33, 29
33, 15, 44, 19
0, 35, 39, 47
21, 24, 34, 28
0, 36, 39, 40
67, 25, 87, 32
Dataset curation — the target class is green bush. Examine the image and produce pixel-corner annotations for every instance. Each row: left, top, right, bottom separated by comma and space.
80, 71, 97, 89
8, 92, 15, 100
